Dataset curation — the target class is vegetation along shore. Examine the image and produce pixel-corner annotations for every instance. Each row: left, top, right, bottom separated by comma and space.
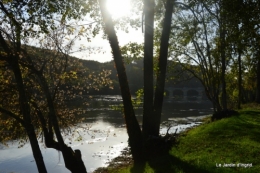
94, 104, 260, 173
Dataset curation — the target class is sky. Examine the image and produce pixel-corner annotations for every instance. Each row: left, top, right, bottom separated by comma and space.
26, 0, 143, 63
71, 0, 144, 63
71, 27, 144, 63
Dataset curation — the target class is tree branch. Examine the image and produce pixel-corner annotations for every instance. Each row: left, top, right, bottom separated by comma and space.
0, 107, 26, 126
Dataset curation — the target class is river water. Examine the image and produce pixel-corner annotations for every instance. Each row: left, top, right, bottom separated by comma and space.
0, 95, 213, 173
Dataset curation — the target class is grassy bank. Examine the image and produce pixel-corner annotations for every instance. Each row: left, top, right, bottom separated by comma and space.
98, 108, 260, 173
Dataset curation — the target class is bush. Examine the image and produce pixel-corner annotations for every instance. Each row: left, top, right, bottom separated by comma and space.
211, 109, 239, 121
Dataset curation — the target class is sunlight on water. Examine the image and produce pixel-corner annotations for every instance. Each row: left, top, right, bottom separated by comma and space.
0, 96, 212, 173
0, 121, 128, 173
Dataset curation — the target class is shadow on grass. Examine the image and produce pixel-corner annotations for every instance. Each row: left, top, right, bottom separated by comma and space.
130, 161, 146, 173
207, 111, 260, 140
149, 153, 210, 173
130, 153, 210, 173
239, 110, 260, 115
231, 111, 260, 133
237, 110, 260, 123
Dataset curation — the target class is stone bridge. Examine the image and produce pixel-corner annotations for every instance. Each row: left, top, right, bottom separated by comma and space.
165, 87, 206, 102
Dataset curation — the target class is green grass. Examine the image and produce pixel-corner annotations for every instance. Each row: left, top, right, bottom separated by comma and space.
104, 108, 260, 173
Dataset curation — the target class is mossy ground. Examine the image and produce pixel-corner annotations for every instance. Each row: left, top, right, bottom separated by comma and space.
95, 106, 260, 173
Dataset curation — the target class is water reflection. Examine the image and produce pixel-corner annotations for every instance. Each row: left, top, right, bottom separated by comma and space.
0, 95, 213, 173
0, 120, 128, 173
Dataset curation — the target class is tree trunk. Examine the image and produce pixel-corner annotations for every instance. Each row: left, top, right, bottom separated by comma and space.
220, 3, 227, 110
142, 0, 155, 140
33, 99, 87, 173
98, 0, 143, 163
10, 56, 48, 173
255, 55, 260, 103
34, 70, 87, 173
152, 0, 174, 137
25, 124, 48, 173
237, 49, 242, 109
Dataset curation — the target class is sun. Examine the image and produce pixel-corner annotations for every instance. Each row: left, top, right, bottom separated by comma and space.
106, 0, 131, 19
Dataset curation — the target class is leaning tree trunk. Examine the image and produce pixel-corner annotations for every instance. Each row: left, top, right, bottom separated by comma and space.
98, 0, 143, 163
0, 32, 47, 172
10, 56, 48, 173
34, 69, 87, 173
19, 41, 88, 172
152, 0, 174, 137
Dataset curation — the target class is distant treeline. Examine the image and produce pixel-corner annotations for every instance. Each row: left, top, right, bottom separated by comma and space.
78, 58, 203, 95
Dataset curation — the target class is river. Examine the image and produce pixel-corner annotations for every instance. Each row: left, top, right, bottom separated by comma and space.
0, 95, 213, 173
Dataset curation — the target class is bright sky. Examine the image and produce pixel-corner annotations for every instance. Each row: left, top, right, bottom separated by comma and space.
71, 0, 144, 63
71, 28, 143, 63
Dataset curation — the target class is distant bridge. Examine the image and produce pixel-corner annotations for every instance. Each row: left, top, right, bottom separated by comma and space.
165, 87, 207, 102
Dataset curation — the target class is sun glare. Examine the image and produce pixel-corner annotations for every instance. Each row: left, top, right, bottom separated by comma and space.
106, 0, 131, 19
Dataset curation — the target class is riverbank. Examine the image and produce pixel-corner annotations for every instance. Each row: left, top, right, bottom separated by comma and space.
94, 106, 260, 173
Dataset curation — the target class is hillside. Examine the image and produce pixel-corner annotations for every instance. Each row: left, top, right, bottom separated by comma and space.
1, 44, 204, 95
